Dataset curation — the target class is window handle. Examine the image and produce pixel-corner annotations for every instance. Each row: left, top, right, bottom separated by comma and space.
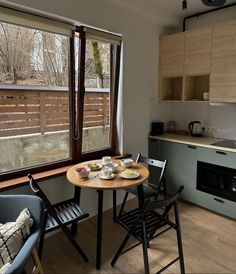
187, 145, 196, 149
214, 197, 225, 204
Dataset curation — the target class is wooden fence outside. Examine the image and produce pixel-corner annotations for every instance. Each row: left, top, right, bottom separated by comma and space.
0, 88, 110, 137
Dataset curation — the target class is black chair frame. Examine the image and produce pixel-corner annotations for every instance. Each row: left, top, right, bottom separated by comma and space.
117, 153, 168, 218
28, 174, 89, 262
111, 186, 185, 274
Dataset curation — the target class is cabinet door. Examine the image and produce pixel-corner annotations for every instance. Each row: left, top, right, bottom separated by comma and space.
197, 147, 236, 169
184, 27, 212, 75
159, 33, 184, 76
210, 21, 236, 102
159, 141, 197, 201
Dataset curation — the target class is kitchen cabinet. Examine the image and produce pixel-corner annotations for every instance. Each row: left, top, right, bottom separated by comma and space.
158, 20, 236, 103
210, 21, 236, 102
197, 146, 236, 169
160, 141, 197, 202
149, 138, 236, 219
159, 28, 211, 102
159, 33, 184, 77
159, 33, 184, 101
184, 27, 212, 75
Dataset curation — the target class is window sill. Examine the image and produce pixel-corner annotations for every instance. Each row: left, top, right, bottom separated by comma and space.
0, 165, 73, 191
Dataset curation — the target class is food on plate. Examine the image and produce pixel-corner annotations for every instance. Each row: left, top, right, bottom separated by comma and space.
120, 169, 139, 178
87, 162, 101, 170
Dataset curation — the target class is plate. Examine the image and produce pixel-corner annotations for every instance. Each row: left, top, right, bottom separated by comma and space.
120, 170, 139, 179
99, 173, 115, 180
87, 161, 102, 171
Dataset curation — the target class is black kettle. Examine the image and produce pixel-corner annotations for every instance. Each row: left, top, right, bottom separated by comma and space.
188, 121, 205, 137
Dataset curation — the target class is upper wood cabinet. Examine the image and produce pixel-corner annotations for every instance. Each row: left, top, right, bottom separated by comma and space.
158, 20, 236, 102
210, 21, 236, 102
159, 33, 184, 76
184, 27, 212, 75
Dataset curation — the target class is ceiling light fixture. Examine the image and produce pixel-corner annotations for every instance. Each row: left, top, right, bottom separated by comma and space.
182, 0, 227, 10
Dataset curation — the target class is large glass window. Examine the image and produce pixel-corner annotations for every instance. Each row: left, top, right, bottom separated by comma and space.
82, 39, 111, 152
0, 9, 121, 181
0, 22, 70, 174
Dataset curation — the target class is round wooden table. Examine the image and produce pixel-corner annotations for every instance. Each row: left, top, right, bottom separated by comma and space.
67, 159, 149, 270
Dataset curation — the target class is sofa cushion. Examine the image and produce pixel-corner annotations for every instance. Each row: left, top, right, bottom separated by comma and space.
0, 208, 33, 268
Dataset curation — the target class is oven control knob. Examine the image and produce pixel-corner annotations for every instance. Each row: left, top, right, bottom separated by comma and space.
233, 187, 236, 192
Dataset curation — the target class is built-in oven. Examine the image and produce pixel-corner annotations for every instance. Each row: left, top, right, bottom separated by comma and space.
197, 161, 236, 202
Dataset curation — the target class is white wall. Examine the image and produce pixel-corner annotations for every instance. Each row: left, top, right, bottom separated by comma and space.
151, 7, 236, 140
1, 0, 180, 214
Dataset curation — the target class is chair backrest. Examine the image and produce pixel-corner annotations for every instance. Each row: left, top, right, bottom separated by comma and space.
140, 185, 184, 217
135, 153, 167, 190
28, 174, 56, 217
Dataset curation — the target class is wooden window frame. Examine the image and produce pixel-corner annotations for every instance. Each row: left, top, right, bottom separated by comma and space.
0, 19, 121, 182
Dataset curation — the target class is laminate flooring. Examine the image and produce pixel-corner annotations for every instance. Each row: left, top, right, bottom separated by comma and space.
36, 199, 236, 273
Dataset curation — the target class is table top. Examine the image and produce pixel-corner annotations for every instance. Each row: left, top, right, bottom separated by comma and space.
66, 159, 149, 190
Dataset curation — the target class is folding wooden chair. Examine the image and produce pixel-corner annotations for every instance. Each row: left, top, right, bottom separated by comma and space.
117, 153, 168, 217
111, 186, 185, 274
28, 174, 89, 262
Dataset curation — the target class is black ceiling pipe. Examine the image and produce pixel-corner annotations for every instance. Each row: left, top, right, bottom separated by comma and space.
183, 2, 236, 31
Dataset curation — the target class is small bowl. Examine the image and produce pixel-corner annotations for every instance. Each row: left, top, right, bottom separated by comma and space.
75, 166, 91, 178
104, 162, 119, 172
120, 159, 133, 168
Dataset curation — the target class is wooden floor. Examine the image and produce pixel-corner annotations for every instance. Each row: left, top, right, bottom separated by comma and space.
37, 199, 236, 273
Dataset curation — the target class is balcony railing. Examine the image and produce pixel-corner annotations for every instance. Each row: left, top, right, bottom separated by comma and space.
0, 86, 110, 137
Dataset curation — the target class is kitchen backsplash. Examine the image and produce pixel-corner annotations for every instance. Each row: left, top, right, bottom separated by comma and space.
150, 99, 236, 140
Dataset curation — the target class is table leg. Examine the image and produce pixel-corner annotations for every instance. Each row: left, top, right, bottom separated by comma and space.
113, 190, 117, 221
96, 190, 103, 270
71, 186, 81, 236
137, 184, 144, 208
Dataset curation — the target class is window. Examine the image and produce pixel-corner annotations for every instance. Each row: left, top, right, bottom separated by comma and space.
0, 7, 121, 180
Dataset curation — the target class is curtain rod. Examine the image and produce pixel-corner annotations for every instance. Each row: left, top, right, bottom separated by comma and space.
0, 4, 75, 27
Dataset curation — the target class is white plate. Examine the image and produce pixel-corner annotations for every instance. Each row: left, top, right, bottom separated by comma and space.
120, 170, 139, 179
99, 173, 115, 180
87, 162, 102, 171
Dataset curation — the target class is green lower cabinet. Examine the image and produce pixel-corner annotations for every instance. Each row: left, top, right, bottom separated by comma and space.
197, 146, 236, 168
194, 190, 236, 219
149, 138, 236, 219
159, 140, 197, 201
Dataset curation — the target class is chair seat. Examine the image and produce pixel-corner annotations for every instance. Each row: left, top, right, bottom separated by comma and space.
116, 207, 167, 242
46, 199, 89, 232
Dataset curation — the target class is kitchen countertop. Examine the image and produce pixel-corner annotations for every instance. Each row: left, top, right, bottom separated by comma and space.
149, 133, 236, 153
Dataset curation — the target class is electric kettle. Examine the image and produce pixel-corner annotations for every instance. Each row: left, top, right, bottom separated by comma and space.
188, 121, 205, 137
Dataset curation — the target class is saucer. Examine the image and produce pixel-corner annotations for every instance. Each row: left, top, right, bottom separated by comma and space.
99, 173, 115, 180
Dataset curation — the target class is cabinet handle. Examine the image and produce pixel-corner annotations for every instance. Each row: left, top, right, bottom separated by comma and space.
216, 151, 227, 155
214, 197, 225, 204
187, 145, 196, 149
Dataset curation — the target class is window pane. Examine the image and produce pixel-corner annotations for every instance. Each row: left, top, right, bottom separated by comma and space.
0, 22, 70, 173
82, 39, 111, 152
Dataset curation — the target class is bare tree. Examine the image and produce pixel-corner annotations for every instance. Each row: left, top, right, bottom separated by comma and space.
0, 23, 35, 84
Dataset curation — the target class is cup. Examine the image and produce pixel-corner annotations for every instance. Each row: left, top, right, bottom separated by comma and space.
104, 162, 119, 172
102, 156, 112, 166
101, 167, 113, 178
203, 92, 209, 101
